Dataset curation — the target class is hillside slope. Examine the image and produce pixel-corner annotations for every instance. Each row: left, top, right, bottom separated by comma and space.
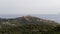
0, 16, 60, 34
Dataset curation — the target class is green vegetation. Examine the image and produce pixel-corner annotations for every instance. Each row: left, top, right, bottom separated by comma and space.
0, 16, 60, 34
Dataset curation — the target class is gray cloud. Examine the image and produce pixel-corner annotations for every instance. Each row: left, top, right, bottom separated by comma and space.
0, 0, 60, 15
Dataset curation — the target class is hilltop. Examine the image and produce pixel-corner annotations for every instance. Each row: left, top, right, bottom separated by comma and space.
0, 16, 60, 34
0, 16, 58, 26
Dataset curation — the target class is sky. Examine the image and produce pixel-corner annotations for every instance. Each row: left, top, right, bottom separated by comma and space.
0, 0, 60, 15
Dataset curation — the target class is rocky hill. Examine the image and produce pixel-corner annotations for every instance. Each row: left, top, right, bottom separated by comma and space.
0, 16, 60, 34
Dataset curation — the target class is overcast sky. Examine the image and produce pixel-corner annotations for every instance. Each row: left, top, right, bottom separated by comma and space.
0, 0, 60, 15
